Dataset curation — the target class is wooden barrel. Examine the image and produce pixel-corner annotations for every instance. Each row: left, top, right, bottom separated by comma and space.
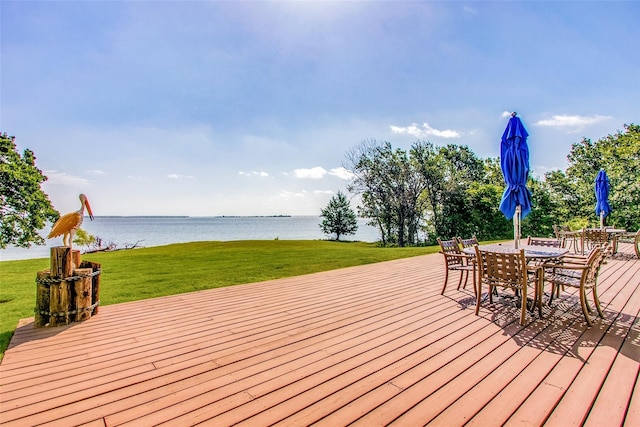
35, 247, 102, 327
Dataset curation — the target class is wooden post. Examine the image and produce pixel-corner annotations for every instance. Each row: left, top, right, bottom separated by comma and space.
35, 270, 51, 327
49, 247, 72, 327
49, 282, 70, 326
73, 268, 93, 322
35, 248, 101, 328
72, 250, 81, 268
51, 247, 73, 278
80, 260, 101, 315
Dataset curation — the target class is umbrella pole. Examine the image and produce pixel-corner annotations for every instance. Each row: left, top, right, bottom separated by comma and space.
600, 211, 604, 229
514, 205, 521, 249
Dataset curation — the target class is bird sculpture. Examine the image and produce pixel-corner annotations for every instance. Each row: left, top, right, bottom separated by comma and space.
48, 194, 94, 247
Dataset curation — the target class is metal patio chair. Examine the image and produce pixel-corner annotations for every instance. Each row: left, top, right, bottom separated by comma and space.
474, 246, 543, 325
542, 245, 608, 326
438, 238, 476, 295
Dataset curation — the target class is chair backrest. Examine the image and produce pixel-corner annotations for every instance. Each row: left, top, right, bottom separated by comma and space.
552, 225, 561, 239
438, 238, 460, 253
474, 246, 527, 289
583, 246, 608, 287
438, 238, 464, 267
456, 236, 479, 249
583, 228, 609, 246
527, 236, 562, 248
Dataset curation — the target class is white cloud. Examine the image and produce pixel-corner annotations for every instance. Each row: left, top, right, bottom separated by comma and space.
501, 111, 513, 118
44, 170, 93, 186
238, 171, 269, 177
390, 122, 461, 138
279, 190, 306, 198
535, 114, 612, 128
314, 190, 334, 195
328, 167, 354, 180
294, 167, 327, 179
167, 174, 195, 179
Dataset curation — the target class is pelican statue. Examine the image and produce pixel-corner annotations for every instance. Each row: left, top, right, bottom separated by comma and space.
48, 194, 94, 247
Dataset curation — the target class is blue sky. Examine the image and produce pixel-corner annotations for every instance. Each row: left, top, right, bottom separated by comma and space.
2, 1, 639, 216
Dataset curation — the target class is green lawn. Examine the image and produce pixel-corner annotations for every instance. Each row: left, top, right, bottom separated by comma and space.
0, 240, 437, 360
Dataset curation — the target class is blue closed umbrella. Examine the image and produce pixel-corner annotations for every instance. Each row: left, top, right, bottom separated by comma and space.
595, 169, 612, 228
499, 113, 532, 248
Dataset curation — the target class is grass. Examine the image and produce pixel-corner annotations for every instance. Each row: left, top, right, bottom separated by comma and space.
0, 240, 437, 360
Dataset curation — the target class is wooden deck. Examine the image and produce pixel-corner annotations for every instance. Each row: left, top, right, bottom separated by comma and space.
1, 245, 639, 426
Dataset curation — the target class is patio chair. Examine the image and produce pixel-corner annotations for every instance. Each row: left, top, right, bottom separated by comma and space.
581, 228, 610, 255
456, 235, 479, 250
542, 245, 608, 326
474, 246, 543, 325
526, 236, 562, 248
613, 229, 640, 259
553, 224, 581, 253
438, 238, 476, 295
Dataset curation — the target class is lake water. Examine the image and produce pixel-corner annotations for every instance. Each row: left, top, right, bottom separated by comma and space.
0, 216, 380, 261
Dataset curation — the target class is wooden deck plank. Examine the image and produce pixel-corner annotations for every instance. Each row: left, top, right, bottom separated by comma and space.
623, 369, 640, 427
545, 264, 640, 426
500, 258, 640, 427
460, 257, 638, 427
1, 251, 639, 426
111, 279, 459, 425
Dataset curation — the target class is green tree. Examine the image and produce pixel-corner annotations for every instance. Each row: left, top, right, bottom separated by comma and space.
73, 228, 97, 251
346, 141, 426, 246
319, 191, 358, 241
412, 142, 485, 242
522, 177, 556, 238
0, 133, 59, 248
463, 158, 512, 241
564, 124, 640, 230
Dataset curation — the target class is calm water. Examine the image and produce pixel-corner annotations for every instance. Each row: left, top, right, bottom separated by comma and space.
1, 216, 380, 261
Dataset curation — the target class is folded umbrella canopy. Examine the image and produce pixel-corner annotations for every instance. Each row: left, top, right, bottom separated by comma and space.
499, 113, 532, 248
595, 169, 612, 228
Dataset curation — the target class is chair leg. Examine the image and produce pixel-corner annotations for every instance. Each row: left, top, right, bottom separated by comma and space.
456, 270, 466, 290
580, 288, 594, 326
472, 267, 477, 297
441, 267, 450, 295
519, 286, 527, 325
475, 280, 482, 315
592, 287, 605, 319
462, 269, 469, 290
537, 276, 544, 318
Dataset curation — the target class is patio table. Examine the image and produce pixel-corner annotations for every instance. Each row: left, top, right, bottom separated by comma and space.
463, 244, 569, 313
583, 228, 626, 254
462, 243, 569, 261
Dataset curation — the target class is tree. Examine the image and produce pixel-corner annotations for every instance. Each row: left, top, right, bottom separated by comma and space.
412, 142, 485, 242
73, 228, 97, 250
560, 124, 639, 230
319, 191, 358, 241
346, 141, 426, 246
0, 133, 59, 248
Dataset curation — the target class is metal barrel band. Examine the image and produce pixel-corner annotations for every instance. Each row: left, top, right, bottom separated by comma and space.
35, 300, 100, 317
35, 269, 102, 286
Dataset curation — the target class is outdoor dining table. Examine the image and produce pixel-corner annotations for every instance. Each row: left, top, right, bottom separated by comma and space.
462, 243, 569, 262
462, 243, 569, 314
584, 228, 626, 254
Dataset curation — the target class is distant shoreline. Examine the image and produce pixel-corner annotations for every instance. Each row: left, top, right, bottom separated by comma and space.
1, 216, 379, 261
88, 215, 296, 218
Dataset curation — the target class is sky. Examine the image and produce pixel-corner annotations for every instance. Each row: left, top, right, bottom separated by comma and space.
1, 1, 639, 216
